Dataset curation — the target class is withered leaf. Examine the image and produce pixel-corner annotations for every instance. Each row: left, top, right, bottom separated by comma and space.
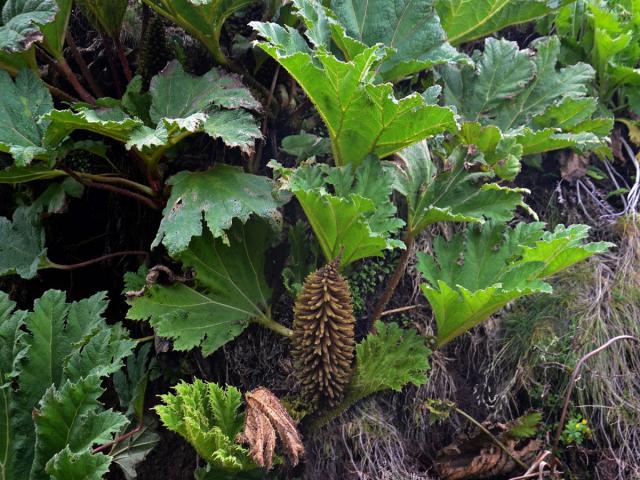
240, 387, 304, 469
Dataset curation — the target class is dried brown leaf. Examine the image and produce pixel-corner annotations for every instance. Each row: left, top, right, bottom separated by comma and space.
240, 387, 304, 469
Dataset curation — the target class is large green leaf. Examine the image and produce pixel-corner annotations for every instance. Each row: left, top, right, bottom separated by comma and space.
32, 376, 128, 479
0, 69, 53, 166
153, 164, 285, 256
274, 158, 404, 268
327, 0, 464, 81
393, 143, 527, 236
155, 380, 255, 471
435, 0, 561, 46
0, 290, 134, 479
0, 0, 58, 53
142, 0, 255, 65
251, 20, 456, 166
128, 219, 274, 356
350, 321, 431, 401
45, 63, 262, 159
442, 36, 611, 158
417, 222, 613, 347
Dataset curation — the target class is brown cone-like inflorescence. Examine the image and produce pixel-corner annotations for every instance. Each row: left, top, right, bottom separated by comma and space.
292, 259, 355, 407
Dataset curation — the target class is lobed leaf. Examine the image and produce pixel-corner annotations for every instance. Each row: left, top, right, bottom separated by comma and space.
418, 222, 614, 347
351, 321, 431, 400
128, 219, 274, 356
155, 379, 255, 471
251, 18, 456, 166
0, 0, 58, 53
153, 164, 285, 256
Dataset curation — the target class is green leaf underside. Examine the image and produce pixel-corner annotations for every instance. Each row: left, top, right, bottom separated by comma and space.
153, 164, 285, 256
435, 0, 560, 46
417, 222, 613, 347
351, 321, 431, 400
142, 0, 254, 64
75, 0, 128, 38
329, 0, 465, 80
128, 220, 274, 356
0, 0, 58, 53
251, 19, 456, 166
1, 290, 134, 479
155, 380, 255, 471
0, 69, 53, 166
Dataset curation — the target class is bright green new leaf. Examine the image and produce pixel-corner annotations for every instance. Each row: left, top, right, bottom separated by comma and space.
350, 321, 431, 400
393, 143, 527, 235
0, 0, 58, 53
0, 69, 53, 165
251, 20, 456, 166
329, 0, 465, 81
435, 0, 561, 46
508, 412, 542, 439
155, 379, 255, 471
276, 158, 404, 268
418, 222, 614, 347
142, 0, 255, 65
32, 376, 128, 479
0, 206, 47, 279
128, 220, 274, 356
153, 164, 285, 256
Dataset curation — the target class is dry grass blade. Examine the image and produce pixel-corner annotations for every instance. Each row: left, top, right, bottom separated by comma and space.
241, 387, 304, 469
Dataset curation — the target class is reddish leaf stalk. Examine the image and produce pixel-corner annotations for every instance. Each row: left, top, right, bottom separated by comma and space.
48, 251, 148, 271
65, 31, 104, 97
102, 35, 123, 96
113, 36, 133, 82
55, 58, 96, 105
92, 423, 143, 455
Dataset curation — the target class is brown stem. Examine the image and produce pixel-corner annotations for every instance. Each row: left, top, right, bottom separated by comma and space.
453, 405, 529, 471
368, 234, 415, 332
84, 181, 160, 209
65, 31, 104, 97
92, 423, 143, 455
113, 36, 133, 82
380, 305, 423, 317
76, 172, 155, 197
551, 335, 639, 463
102, 35, 123, 96
45, 81, 78, 103
56, 57, 96, 104
48, 251, 148, 271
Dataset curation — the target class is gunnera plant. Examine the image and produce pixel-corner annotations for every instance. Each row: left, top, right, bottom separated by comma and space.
292, 259, 355, 407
